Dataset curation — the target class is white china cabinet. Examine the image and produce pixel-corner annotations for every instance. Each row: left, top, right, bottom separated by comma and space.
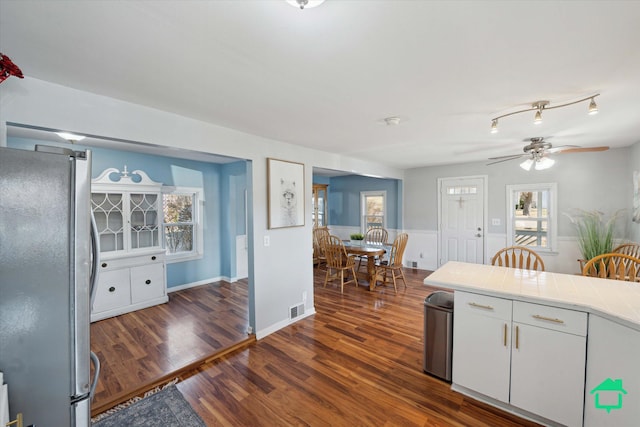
90, 166, 167, 322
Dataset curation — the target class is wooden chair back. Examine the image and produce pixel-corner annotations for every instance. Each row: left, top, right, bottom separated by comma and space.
387, 233, 409, 267
324, 235, 351, 269
365, 227, 388, 245
491, 246, 545, 271
613, 243, 640, 258
582, 253, 640, 282
313, 227, 330, 261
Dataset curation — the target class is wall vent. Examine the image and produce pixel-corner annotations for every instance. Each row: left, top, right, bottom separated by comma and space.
289, 303, 305, 320
411, 261, 418, 268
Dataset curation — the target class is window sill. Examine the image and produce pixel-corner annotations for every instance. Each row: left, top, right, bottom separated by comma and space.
165, 252, 204, 264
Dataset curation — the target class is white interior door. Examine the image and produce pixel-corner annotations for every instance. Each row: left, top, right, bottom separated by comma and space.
438, 176, 485, 266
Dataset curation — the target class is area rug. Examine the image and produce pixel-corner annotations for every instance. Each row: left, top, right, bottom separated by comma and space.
92, 384, 206, 427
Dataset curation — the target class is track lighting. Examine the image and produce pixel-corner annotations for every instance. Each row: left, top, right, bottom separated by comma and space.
588, 97, 598, 115
490, 94, 600, 133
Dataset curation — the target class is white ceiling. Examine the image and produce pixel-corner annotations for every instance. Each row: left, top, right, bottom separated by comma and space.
1, 0, 640, 170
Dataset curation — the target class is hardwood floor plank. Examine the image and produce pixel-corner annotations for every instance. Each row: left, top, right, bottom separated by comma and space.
173, 267, 540, 426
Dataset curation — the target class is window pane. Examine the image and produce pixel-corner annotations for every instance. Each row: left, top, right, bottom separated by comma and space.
165, 225, 194, 253
366, 195, 384, 216
515, 191, 549, 218
515, 219, 548, 247
163, 194, 193, 222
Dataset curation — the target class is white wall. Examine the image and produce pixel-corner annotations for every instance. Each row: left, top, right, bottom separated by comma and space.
403, 148, 632, 274
0, 77, 403, 339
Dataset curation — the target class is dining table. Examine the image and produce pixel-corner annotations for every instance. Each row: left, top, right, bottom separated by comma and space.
343, 242, 387, 291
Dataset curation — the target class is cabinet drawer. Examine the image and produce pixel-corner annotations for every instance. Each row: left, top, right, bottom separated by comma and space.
130, 264, 165, 304
455, 291, 512, 321
98, 251, 164, 271
513, 301, 587, 336
93, 269, 131, 313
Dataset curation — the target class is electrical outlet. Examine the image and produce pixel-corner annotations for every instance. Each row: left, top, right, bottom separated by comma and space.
264, 235, 270, 246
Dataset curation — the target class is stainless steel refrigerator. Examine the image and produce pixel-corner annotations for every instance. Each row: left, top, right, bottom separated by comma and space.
0, 145, 100, 426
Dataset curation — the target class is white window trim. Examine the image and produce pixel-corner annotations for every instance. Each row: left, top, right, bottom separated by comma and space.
506, 183, 558, 253
162, 186, 204, 263
360, 190, 387, 233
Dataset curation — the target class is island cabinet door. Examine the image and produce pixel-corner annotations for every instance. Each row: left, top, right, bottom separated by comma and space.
452, 292, 512, 403
510, 301, 587, 427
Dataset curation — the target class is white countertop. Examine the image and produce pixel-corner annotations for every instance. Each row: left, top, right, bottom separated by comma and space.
424, 261, 640, 332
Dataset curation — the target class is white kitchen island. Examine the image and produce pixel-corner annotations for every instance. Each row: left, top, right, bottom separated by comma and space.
425, 261, 640, 427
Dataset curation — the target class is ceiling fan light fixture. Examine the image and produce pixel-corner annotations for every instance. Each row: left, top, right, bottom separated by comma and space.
286, 0, 325, 9
534, 157, 555, 170
520, 158, 534, 171
588, 97, 598, 115
491, 119, 498, 133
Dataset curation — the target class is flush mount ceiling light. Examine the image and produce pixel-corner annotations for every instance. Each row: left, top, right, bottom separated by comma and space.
490, 94, 599, 133
56, 132, 86, 143
384, 116, 401, 126
286, 0, 326, 9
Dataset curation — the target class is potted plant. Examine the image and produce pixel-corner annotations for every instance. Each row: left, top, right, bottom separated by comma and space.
350, 233, 364, 245
565, 209, 622, 270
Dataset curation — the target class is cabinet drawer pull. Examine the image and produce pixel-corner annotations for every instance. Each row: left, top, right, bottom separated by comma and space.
532, 314, 565, 324
108, 286, 116, 292
145, 279, 151, 285
102, 262, 108, 268
468, 302, 494, 310
503, 323, 507, 347
515, 325, 519, 349
151, 256, 156, 261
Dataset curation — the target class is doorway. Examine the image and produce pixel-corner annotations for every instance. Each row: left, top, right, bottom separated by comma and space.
437, 176, 487, 267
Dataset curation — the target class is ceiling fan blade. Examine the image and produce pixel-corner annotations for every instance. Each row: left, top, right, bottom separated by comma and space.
556, 146, 609, 154
547, 145, 580, 153
487, 154, 527, 165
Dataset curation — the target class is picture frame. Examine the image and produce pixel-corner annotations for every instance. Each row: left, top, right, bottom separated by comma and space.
267, 158, 305, 229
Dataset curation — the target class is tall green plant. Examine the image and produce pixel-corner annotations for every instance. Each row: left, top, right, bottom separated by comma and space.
565, 209, 621, 261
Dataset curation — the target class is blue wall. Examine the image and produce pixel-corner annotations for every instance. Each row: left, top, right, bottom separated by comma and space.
8, 137, 248, 288
314, 174, 402, 229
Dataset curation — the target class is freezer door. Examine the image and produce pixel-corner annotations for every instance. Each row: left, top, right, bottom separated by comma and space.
0, 146, 91, 426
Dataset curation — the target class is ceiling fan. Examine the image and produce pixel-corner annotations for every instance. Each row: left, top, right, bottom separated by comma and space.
487, 137, 609, 170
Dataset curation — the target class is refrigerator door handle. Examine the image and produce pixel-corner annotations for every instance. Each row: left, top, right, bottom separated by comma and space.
90, 212, 100, 308
89, 351, 101, 401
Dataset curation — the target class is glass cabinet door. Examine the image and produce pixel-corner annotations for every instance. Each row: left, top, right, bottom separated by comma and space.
129, 193, 159, 249
312, 184, 328, 228
92, 192, 124, 253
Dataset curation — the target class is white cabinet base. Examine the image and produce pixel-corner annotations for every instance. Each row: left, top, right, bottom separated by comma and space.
451, 383, 564, 427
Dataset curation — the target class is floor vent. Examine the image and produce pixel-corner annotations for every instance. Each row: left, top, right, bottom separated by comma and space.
411, 261, 418, 268
289, 303, 305, 320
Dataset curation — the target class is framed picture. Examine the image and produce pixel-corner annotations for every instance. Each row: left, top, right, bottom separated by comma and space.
633, 170, 640, 223
267, 158, 305, 229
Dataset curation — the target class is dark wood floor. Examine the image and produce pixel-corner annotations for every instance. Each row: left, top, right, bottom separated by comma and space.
90, 278, 251, 414
171, 268, 541, 426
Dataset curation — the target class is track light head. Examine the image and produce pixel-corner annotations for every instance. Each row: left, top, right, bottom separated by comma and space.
491, 119, 498, 133
588, 97, 598, 115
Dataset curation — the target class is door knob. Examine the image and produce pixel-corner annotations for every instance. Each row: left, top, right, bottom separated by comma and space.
475, 233, 482, 237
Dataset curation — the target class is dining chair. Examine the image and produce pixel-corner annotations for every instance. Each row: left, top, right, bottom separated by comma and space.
323, 235, 358, 293
491, 246, 545, 271
613, 242, 640, 258
313, 227, 330, 268
358, 227, 389, 272
375, 233, 408, 294
577, 242, 640, 271
581, 253, 640, 282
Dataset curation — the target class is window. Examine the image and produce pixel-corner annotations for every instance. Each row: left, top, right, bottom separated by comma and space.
360, 191, 386, 233
506, 183, 557, 252
162, 187, 204, 262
